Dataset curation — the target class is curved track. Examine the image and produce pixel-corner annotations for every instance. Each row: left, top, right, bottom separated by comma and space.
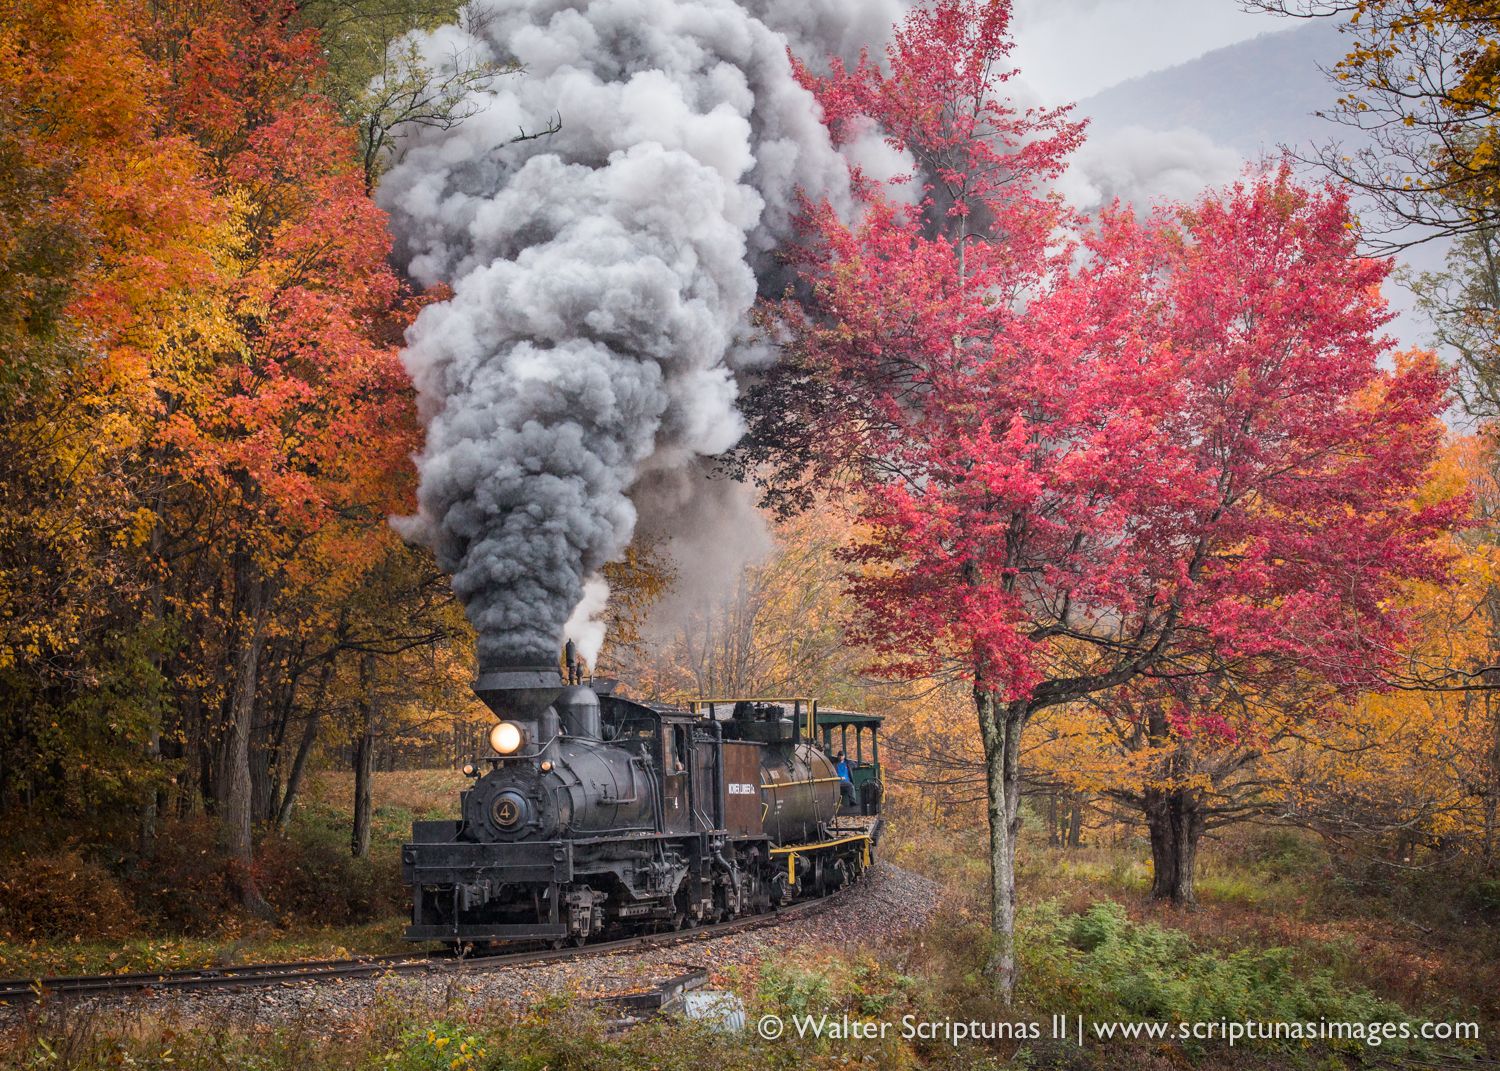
0, 884, 853, 1007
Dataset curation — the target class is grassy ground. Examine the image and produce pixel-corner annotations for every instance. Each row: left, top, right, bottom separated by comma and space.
884, 818, 1496, 1064
304, 768, 466, 817
0, 920, 408, 979
0, 770, 463, 977
3, 776, 1496, 1069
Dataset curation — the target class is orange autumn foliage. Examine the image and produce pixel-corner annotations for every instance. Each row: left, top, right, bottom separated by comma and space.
0, 0, 475, 863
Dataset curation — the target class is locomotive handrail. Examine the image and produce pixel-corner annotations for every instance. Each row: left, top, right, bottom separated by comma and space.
687, 693, 816, 708
760, 776, 842, 790
769, 832, 874, 885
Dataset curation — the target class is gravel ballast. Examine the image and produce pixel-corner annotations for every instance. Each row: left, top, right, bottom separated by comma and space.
6, 862, 939, 1033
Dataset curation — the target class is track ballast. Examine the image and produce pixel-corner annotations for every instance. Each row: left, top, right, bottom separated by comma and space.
0, 884, 852, 1008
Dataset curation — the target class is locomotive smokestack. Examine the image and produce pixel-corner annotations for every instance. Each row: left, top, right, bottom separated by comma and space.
473, 658, 564, 721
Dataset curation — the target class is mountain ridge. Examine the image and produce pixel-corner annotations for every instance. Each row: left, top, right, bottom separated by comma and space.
1079, 20, 1348, 156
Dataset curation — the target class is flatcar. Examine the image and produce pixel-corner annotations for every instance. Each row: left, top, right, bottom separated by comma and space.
401, 647, 883, 945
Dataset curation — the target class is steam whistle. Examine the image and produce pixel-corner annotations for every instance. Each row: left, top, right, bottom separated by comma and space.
564, 639, 583, 685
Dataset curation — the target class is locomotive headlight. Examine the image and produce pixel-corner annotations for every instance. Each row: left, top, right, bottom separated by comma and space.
488, 721, 524, 755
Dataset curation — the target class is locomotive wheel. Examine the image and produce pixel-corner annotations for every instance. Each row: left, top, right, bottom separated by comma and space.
713, 887, 735, 922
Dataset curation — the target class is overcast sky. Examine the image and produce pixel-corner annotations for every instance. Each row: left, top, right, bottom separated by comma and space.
1010, 0, 1286, 103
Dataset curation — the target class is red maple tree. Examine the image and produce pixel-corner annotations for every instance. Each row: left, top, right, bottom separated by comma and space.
749, 0, 1462, 999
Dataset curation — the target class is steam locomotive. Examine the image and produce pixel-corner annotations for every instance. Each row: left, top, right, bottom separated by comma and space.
401, 646, 883, 945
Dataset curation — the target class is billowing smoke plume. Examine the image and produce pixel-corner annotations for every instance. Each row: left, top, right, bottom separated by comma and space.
380, 0, 899, 668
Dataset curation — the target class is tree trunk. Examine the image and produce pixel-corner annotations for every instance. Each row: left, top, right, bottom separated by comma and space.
276, 654, 335, 832
975, 689, 1028, 1003
250, 721, 275, 827
1065, 793, 1084, 849
140, 727, 160, 859
351, 652, 376, 858
221, 564, 275, 920
1485, 686, 1500, 872
140, 487, 166, 860
178, 692, 205, 817
1144, 785, 1203, 904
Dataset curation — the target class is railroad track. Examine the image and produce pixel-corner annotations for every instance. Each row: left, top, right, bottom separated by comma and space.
0, 885, 849, 1007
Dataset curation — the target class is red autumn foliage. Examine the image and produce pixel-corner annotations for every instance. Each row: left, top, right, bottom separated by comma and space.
755, 0, 1465, 987
841, 173, 1460, 706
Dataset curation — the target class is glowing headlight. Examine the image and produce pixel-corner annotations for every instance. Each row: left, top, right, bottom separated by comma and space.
488, 721, 524, 755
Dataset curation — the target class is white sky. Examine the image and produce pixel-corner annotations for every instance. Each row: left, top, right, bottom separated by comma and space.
1010, 0, 1285, 103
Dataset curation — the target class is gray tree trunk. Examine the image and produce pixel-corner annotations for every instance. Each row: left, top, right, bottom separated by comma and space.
976, 689, 1028, 1004
1066, 794, 1084, 848
276, 655, 336, 832
221, 565, 274, 919
140, 727, 160, 859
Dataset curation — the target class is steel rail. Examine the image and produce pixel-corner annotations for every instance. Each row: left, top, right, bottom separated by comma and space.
0, 882, 852, 1007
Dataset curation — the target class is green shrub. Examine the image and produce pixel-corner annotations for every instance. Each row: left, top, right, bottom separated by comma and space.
755, 955, 922, 1031
849, 959, 920, 1017
1241, 828, 1331, 881
1019, 900, 1448, 1055
757, 962, 839, 1017
384, 1023, 488, 1071
1464, 876, 1500, 918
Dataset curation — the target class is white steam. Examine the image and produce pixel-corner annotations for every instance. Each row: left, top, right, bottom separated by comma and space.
380, 0, 889, 667
562, 574, 611, 666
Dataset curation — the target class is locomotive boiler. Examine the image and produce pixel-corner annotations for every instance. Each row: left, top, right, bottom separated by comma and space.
401, 650, 882, 945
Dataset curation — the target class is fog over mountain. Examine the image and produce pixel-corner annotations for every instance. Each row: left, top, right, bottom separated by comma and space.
1068, 19, 1444, 356
1079, 20, 1345, 156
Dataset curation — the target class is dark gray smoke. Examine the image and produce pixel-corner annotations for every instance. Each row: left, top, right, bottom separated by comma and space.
380, 0, 901, 667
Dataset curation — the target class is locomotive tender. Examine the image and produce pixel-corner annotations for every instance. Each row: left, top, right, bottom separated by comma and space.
401, 648, 883, 945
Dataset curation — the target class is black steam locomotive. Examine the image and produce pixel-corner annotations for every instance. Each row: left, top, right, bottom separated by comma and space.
401, 649, 883, 945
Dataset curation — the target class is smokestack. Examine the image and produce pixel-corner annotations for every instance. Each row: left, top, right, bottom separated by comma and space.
473, 660, 564, 721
